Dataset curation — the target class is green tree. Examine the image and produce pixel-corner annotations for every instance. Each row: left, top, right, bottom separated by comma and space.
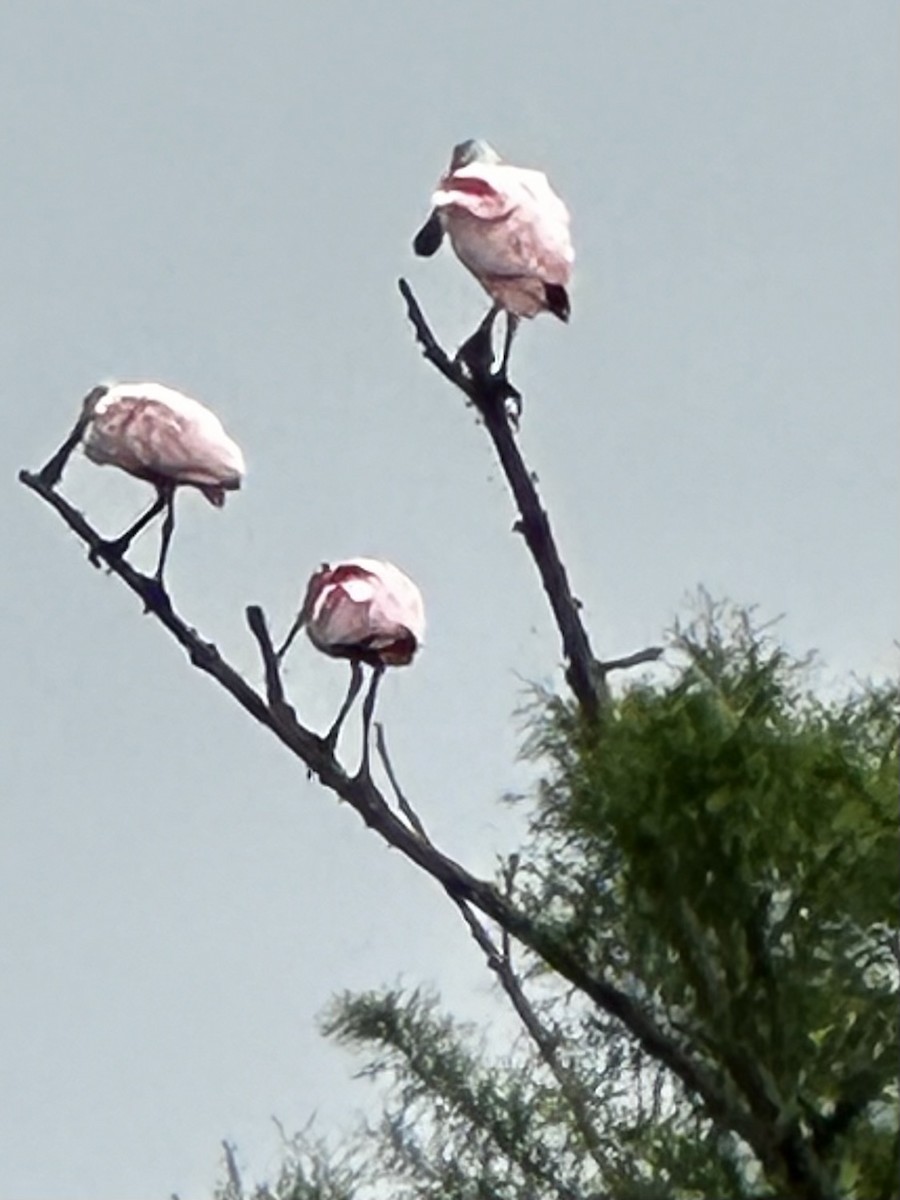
211, 602, 899, 1200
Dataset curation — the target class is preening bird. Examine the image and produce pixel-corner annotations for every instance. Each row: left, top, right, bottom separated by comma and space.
38, 381, 245, 590
414, 138, 574, 379
277, 558, 425, 766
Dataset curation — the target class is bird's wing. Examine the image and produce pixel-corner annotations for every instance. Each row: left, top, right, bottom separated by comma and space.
440, 165, 573, 284
432, 163, 517, 221
125, 399, 244, 488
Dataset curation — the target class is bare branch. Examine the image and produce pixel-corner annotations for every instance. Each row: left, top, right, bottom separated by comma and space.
19, 463, 782, 1168
374, 724, 609, 1173
373, 722, 429, 841
398, 276, 480, 402
245, 603, 295, 720
599, 646, 665, 672
221, 1140, 244, 1200
398, 279, 605, 723
460, 903, 611, 1173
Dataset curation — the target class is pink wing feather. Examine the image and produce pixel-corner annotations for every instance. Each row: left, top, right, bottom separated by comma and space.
435, 163, 573, 286
85, 385, 245, 502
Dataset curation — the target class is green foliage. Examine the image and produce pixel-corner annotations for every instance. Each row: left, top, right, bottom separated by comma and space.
212, 601, 899, 1200
322, 986, 611, 1199
522, 599, 899, 1196
210, 1133, 365, 1200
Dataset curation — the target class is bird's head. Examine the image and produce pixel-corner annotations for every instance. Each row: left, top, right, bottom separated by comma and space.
80, 383, 109, 417
450, 139, 501, 170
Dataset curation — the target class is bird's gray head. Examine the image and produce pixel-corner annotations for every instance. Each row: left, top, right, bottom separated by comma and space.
450, 139, 501, 170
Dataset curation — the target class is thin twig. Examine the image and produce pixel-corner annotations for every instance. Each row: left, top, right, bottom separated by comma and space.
459, 900, 611, 1172
499, 854, 517, 963
373, 723, 429, 840
599, 646, 665, 672
245, 603, 295, 719
398, 277, 479, 401
221, 1140, 243, 1200
373, 723, 609, 1171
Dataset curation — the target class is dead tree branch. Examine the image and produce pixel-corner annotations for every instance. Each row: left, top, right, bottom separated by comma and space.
599, 646, 664, 672
398, 278, 604, 723
375, 724, 609, 1173
19, 463, 776, 1164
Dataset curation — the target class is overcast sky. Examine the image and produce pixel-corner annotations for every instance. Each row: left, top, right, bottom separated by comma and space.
2, 3, 897, 1198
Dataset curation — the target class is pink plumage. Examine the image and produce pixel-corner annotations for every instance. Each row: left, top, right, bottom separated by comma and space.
278, 558, 425, 761
299, 558, 425, 667
83, 381, 245, 503
36, 380, 245, 589
415, 139, 574, 322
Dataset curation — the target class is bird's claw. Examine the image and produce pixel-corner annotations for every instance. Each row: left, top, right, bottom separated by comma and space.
484, 369, 523, 429
455, 325, 496, 378
503, 389, 522, 430
456, 333, 523, 426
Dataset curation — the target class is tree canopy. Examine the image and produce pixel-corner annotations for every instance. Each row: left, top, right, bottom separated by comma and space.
211, 601, 899, 1200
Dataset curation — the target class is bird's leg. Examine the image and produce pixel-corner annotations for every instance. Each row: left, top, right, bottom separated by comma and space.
499, 312, 520, 379
153, 487, 177, 585
323, 660, 365, 754
356, 663, 385, 779
455, 304, 500, 379
89, 489, 167, 567
275, 611, 305, 663
498, 313, 523, 426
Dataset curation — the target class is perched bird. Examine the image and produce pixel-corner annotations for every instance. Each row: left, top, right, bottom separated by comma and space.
414, 138, 574, 379
38, 381, 245, 589
277, 558, 425, 767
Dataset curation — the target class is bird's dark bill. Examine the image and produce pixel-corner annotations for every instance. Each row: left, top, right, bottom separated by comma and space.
544, 283, 570, 322
413, 211, 443, 257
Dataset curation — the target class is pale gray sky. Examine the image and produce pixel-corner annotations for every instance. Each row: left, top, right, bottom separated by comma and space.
2, 3, 897, 1198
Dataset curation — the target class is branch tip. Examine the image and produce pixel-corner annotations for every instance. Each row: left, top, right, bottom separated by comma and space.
245, 604, 291, 711
599, 646, 665, 673
374, 722, 430, 842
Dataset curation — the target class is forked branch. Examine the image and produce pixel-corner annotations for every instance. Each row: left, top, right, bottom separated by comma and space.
19, 462, 772, 1163
375, 724, 610, 1174
399, 278, 605, 722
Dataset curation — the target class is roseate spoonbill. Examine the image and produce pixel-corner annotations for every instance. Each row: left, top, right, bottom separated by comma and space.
414, 138, 573, 381
38, 381, 245, 589
277, 558, 425, 766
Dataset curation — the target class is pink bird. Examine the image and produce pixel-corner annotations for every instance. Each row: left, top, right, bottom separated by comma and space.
277, 557, 425, 764
414, 138, 574, 382
38, 381, 245, 590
